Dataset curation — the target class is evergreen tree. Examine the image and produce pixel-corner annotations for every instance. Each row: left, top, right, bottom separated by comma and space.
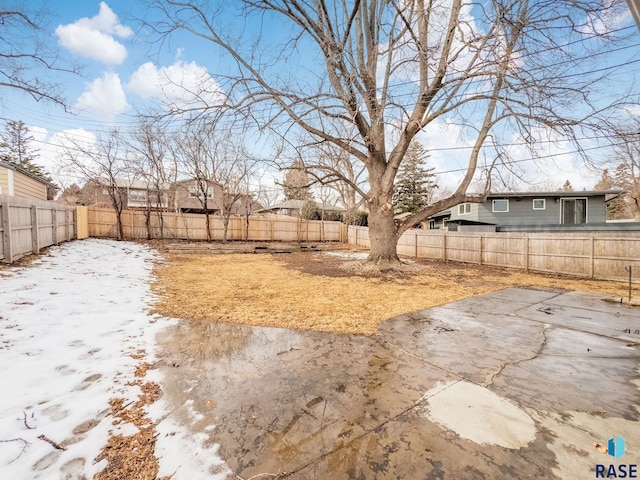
559, 179, 573, 192
595, 168, 626, 220
0, 120, 58, 199
393, 141, 437, 214
282, 159, 313, 201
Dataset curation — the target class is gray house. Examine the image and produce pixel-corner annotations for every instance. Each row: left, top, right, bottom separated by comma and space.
429, 190, 625, 232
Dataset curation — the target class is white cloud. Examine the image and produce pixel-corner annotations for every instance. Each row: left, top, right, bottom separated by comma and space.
75, 72, 129, 119
127, 60, 226, 110
55, 2, 132, 65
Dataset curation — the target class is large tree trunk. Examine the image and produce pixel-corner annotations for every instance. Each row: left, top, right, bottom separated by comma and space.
366, 198, 400, 265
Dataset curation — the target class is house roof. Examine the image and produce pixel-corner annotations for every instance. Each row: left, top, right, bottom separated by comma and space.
257, 199, 306, 211
485, 189, 623, 198
256, 199, 346, 213
112, 178, 173, 190
0, 160, 50, 186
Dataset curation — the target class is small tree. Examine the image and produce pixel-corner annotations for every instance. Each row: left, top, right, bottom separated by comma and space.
282, 160, 312, 201
594, 168, 627, 220
127, 117, 176, 239
61, 129, 130, 240
393, 141, 437, 215
559, 180, 574, 192
172, 118, 255, 242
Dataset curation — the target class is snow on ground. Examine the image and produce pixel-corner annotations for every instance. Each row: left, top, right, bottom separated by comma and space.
0, 239, 228, 479
321, 251, 369, 260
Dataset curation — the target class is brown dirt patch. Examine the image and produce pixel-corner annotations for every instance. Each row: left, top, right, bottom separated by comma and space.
94, 356, 168, 480
152, 250, 629, 336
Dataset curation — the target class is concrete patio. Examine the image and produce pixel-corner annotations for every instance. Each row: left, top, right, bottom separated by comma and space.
156, 288, 640, 479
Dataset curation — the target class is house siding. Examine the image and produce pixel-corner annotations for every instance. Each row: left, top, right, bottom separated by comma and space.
448, 196, 608, 226
448, 202, 480, 222
172, 181, 224, 212
0, 165, 47, 200
13, 171, 47, 200
0, 167, 9, 195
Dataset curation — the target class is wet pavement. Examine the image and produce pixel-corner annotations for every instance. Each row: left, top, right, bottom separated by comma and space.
156, 288, 640, 479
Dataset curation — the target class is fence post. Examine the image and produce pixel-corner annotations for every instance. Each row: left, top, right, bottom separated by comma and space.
478, 235, 483, 265
525, 236, 529, 272
66, 209, 70, 241
414, 232, 418, 258
52, 208, 58, 244
31, 205, 39, 254
442, 233, 447, 262
590, 236, 595, 279
2, 199, 12, 262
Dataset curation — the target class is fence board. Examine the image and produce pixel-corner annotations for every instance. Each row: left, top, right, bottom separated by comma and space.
346, 226, 640, 283
0, 195, 77, 263
86, 208, 343, 243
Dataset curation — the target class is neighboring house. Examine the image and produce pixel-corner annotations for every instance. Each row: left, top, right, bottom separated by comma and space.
171, 178, 223, 213
256, 199, 346, 218
83, 177, 260, 215
0, 161, 48, 200
256, 199, 306, 216
171, 178, 261, 215
87, 178, 170, 210
115, 179, 170, 210
429, 190, 625, 232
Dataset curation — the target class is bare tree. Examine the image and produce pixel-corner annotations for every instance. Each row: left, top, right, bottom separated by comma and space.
0, 3, 76, 108
603, 119, 640, 220
60, 130, 130, 240
127, 117, 177, 239
299, 127, 368, 225
155, 0, 633, 264
171, 119, 256, 242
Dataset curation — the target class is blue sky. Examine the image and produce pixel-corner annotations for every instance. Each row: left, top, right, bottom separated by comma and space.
2, 1, 640, 195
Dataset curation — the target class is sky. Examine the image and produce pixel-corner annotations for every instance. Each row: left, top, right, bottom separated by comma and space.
2, 1, 640, 198
0, 239, 229, 479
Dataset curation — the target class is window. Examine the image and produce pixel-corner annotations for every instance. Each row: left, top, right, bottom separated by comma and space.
561, 198, 587, 224
188, 186, 212, 198
492, 199, 509, 212
532, 199, 546, 210
128, 190, 148, 202
458, 203, 471, 215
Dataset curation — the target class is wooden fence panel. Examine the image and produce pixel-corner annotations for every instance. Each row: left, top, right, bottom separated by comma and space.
346, 226, 640, 283
482, 236, 527, 269
0, 195, 76, 264
86, 208, 343, 243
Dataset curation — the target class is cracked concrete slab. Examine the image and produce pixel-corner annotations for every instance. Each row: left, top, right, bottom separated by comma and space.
155, 288, 640, 479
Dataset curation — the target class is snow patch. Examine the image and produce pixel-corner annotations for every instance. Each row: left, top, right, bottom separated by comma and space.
0, 239, 229, 478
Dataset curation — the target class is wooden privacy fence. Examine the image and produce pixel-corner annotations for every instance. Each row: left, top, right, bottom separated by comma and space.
347, 225, 640, 283
87, 207, 345, 243
0, 195, 77, 263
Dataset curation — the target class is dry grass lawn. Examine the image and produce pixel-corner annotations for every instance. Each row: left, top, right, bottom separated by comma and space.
152, 251, 631, 335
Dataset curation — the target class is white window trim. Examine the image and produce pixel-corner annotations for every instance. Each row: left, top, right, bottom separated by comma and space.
492, 199, 509, 213
458, 203, 471, 215
532, 198, 546, 210
560, 197, 588, 224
